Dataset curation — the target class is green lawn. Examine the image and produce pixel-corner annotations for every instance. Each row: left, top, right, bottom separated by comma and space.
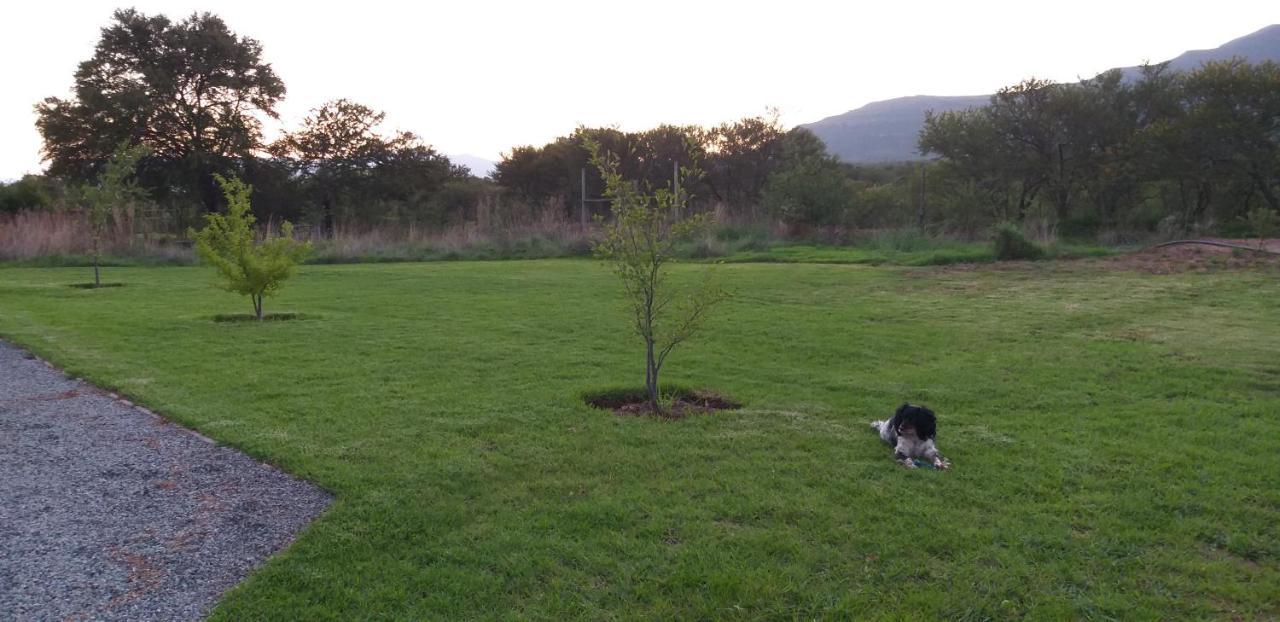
0, 259, 1277, 619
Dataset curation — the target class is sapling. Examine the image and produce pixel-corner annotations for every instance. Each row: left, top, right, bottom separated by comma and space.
587, 138, 728, 413
82, 143, 149, 287
189, 175, 312, 320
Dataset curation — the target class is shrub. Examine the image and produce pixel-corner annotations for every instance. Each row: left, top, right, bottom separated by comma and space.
992, 222, 1045, 261
762, 157, 857, 228
1244, 206, 1278, 250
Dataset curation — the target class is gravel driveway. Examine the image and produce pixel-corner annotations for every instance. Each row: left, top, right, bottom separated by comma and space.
0, 341, 331, 621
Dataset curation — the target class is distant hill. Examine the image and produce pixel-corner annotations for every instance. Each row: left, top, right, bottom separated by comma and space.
805, 24, 1280, 164
804, 95, 988, 165
449, 154, 497, 178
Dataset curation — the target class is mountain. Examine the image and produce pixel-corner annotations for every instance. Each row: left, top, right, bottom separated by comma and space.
805, 24, 1280, 164
449, 153, 497, 178
1162, 24, 1280, 73
804, 95, 988, 164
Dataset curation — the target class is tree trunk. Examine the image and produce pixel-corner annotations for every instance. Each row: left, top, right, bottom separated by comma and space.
253, 294, 264, 321
322, 195, 335, 239
645, 337, 659, 412
1016, 185, 1030, 223
92, 236, 101, 287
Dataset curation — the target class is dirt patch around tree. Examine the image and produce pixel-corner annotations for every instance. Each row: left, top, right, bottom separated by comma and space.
69, 282, 126, 289
583, 387, 742, 419
212, 312, 311, 322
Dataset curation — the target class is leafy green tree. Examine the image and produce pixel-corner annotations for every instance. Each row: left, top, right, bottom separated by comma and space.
190, 175, 311, 320
36, 9, 285, 211
271, 99, 463, 231
920, 107, 1022, 223
587, 139, 728, 413
82, 143, 150, 287
0, 175, 56, 214
703, 111, 788, 213
762, 156, 857, 228
1181, 59, 1280, 214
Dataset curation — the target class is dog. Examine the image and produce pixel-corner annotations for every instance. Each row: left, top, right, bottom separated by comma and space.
871, 403, 950, 469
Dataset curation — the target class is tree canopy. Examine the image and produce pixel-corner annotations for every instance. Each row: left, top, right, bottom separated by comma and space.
36, 9, 286, 210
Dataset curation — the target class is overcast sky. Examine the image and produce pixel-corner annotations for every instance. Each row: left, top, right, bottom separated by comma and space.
2, 0, 1277, 180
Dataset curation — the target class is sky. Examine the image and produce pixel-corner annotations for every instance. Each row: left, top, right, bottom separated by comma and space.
2, 0, 1278, 180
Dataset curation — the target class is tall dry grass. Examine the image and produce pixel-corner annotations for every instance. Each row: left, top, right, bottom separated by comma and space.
308, 204, 598, 262
0, 209, 191, 262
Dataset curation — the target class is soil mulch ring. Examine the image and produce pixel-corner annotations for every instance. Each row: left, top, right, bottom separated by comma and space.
584, 387, 742, 419
69, 282, 126, 289
212, 312, 311, 322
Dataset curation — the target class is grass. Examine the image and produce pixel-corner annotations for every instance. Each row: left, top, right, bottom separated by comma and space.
0, 259, 1276, 619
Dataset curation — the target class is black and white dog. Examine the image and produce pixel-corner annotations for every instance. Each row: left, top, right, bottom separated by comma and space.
871, 403, 950, 469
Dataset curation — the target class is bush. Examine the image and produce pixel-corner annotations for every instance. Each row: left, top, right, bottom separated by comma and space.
992, 222, 1045, 261
762, 157, 857, 228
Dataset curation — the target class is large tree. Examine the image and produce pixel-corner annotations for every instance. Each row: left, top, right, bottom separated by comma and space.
1181, 59, 1280, 214
35, 9, 285, 211
270, 99, 463, 231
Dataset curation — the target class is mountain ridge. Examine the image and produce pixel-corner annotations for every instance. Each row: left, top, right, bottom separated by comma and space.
803, 24, 1280, 164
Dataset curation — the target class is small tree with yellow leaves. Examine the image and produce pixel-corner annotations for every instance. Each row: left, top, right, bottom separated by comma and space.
189, 174, 311, 320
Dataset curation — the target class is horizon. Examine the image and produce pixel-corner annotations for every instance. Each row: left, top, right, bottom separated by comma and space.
2, 1, 1278, 180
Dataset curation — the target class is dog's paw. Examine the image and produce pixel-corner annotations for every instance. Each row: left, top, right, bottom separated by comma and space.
933, 457, 951, 470
901, 460, 918, 469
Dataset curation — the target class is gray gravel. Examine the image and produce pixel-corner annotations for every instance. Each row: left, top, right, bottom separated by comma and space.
0, 341, 331, 621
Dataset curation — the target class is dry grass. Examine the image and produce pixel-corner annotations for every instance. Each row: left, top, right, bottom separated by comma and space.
0, 209, 189, 262
0, 202, 597, 265
307, 208, 598, 263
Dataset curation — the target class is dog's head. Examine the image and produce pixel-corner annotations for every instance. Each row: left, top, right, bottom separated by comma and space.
891, 403, 937, 440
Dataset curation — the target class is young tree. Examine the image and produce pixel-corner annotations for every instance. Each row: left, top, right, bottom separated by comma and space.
82, 143, 150, 287
190, 175, 312, 320
588, 139, 729, 413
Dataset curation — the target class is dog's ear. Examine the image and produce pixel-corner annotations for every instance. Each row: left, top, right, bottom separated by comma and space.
915, 407, 937, 439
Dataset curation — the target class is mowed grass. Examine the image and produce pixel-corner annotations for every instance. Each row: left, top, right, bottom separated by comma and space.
0, 259, 1277, 620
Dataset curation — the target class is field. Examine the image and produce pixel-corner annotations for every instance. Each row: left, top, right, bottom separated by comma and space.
0, 258, 1277, 619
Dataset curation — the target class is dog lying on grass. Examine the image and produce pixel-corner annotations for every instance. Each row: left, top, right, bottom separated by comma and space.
871, 403, 950, 470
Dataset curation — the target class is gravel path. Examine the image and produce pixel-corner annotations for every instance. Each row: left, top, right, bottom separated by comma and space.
0, 341, 331, 621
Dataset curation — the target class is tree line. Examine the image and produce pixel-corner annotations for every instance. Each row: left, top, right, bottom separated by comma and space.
6, 8, 832, 236
4, 7, 1278, 242
919, 60, 1280, 237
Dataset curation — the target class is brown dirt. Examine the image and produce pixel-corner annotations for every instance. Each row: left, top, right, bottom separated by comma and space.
1093, 239, 1280, 274
912, 238, 1280, 276
586, 389, 742, 420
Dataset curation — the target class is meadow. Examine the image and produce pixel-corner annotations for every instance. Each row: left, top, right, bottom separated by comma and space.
0, 258, 1276, 619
